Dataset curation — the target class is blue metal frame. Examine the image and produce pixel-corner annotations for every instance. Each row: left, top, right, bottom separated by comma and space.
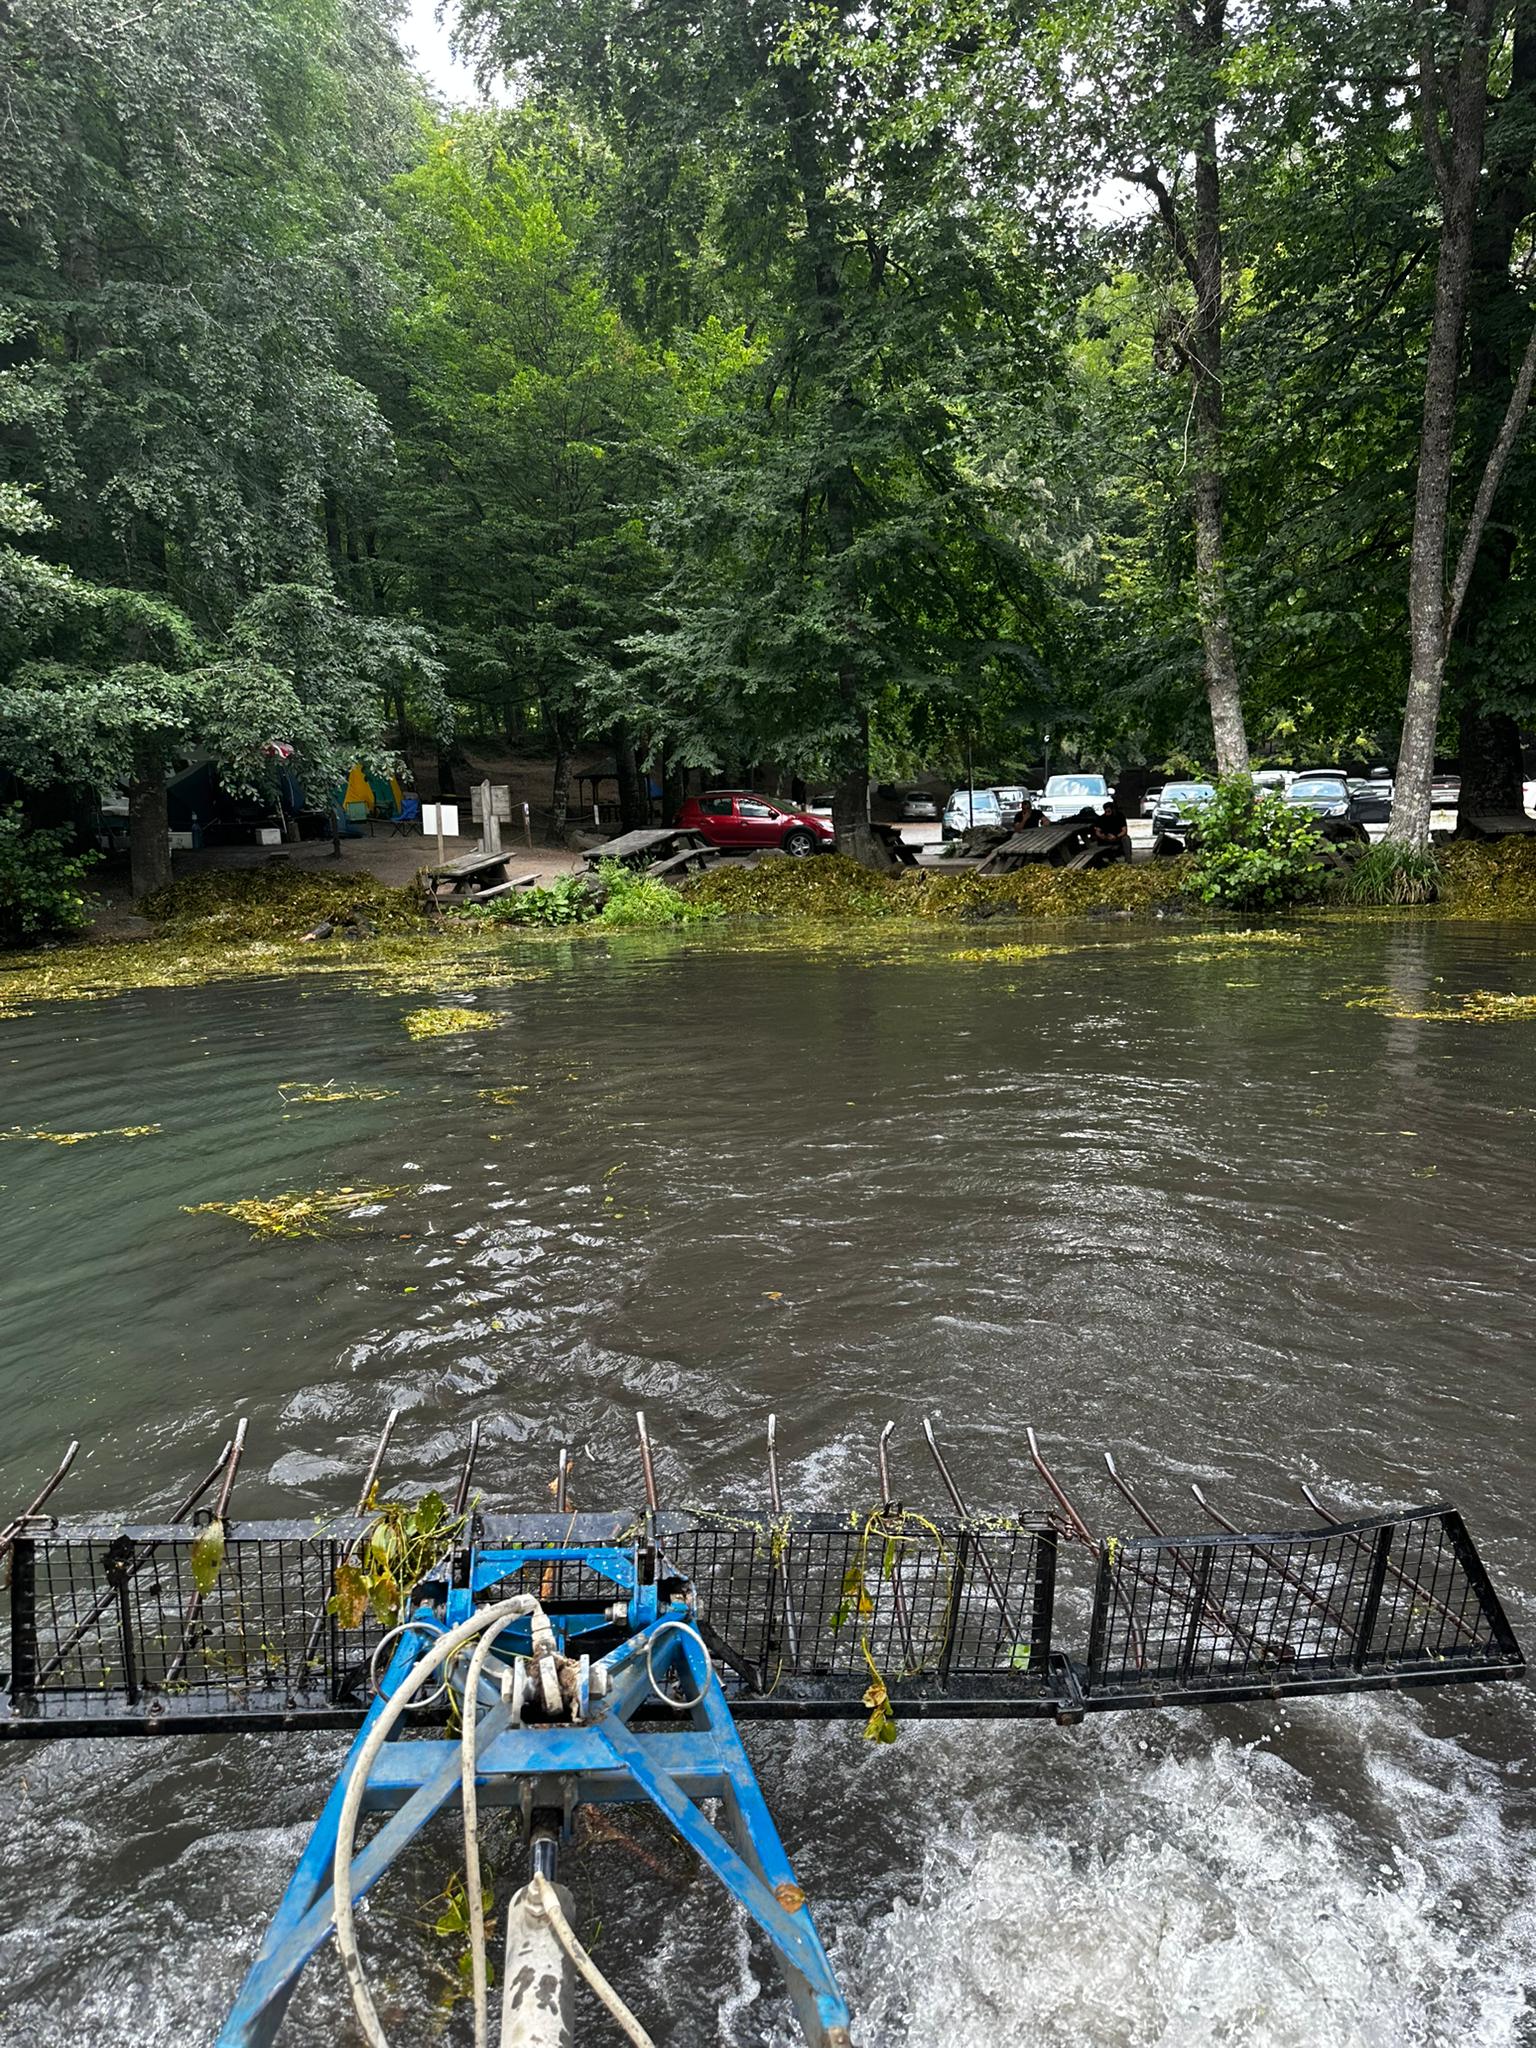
219, 1543, 852, 2047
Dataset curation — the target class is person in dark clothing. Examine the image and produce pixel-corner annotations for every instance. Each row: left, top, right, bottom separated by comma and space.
1014, 797, 1042, 830
1090, 799, 1131, 862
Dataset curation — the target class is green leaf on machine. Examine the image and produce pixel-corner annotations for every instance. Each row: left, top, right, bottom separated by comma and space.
190, 1518, 225, 1597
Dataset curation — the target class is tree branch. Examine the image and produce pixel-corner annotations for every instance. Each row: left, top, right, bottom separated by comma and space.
1418, 40, 1453, 201
1126, 166, 1200, 292
1445, 309, 1536, 641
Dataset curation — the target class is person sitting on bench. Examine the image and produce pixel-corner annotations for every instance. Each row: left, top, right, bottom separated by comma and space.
1090, 798, 1131, 862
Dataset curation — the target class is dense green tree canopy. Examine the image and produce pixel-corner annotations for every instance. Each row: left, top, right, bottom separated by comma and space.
3, 0, 1534, 892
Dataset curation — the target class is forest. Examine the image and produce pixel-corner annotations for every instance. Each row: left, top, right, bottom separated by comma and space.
4, 0, 1536, 893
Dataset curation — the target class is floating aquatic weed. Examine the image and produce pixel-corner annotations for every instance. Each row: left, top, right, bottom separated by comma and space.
278, 1081, 399, 1104
403, 1006, 498, 1039
1343, 986, 1536, 1023
1170, 928, 1308, 945
478, 1087, 529, 1103
2, 1122, 161, 1145
182, 1183, 404, 1238
943, 943, 1069, 963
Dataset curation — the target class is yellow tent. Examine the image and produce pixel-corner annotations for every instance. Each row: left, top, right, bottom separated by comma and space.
341, 762, 403, 813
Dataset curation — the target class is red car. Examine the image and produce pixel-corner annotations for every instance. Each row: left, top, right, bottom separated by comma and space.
676, 791, 835, 857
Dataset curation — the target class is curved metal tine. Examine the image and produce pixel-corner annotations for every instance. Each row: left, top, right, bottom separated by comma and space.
1103, 1453, 1263, 1660
357, 1407, 401, 1516
453, 1419, 483, 1518
0, 1437, 81, 1561
1190, 1482, 1351, 1635
1024, 1427, 1096, 1546
921, 1417, 1025, 1643
304, 1408, 402, 1665
635, 1410, 660, 1513
1299, 1481, 1478, 1644
164, 1417, 249, 1687
877, 1422, 918, 1674
34, 1439, 232, 1686
765, 1414, 799, 1667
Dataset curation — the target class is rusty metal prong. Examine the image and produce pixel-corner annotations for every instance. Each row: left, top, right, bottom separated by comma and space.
1299, 1481, 1336, 1524
453, 1419, 483, 1518
1025, 1427, 1096, 1547
1103, 1451, 1165, 1535
921, 1416, 1025, 1645
1105, 1455, 1267, 1660
554, 1442, 571, 1514
1299, 1482, 1477, 1644
1190, 1481, 1350, 1638
765, 1415, 798, 1667
635, 1410, 659, 1513
877, 1422, 918, 1675
34, 1438, 232, 1686
0, 1436, 82, 1562
355, 1407, 400, 1516
878, 1421, 897, 1508
164, 1417, 249, 1687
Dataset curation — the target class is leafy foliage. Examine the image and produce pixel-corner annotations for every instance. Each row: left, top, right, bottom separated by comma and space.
0, 803, 97, 947
1182, 778, 1328, 911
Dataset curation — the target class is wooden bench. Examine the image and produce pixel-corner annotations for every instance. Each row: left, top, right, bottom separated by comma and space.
466, 873, 539, 903
646, 846, 719, 880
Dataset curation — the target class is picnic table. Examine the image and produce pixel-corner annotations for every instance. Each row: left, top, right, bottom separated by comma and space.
583, 827, 720, 877
422, 849, 538, 907
976, 819, 1116, 873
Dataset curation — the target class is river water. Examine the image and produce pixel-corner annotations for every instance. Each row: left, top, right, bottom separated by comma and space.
0, 919, 1532, 2046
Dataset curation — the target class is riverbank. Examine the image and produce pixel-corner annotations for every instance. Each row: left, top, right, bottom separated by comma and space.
4, 838, 1536, 1020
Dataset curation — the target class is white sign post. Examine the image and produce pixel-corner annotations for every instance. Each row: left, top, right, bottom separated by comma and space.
422, 803, 460, 866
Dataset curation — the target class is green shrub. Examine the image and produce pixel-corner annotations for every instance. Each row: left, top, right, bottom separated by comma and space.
1183, 778, 1327, 912
0, 805, 97, 948
593, 861, 722, 928
476, 872, 598, 926
1338, 842, 1441, 906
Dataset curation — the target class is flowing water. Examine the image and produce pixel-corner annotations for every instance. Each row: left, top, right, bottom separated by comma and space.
1, 918, 1533, 2046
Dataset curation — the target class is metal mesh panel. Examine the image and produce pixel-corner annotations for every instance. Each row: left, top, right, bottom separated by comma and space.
3, 1519, 384, 1733
658, 1513, 1057, 1700
1085, 1507, 1522, 1702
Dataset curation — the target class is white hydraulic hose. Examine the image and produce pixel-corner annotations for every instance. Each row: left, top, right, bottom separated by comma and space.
461, 1611, 530, 2048
515, 1872, 657, 2048
333, 1596, 535, 2048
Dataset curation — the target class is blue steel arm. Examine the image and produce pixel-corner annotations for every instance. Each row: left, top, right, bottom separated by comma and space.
217, 1556, 853, 2048
597, 1624, 853, 2048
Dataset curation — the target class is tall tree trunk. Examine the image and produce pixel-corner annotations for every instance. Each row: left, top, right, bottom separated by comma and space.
1390, 0, 1497, 847
1190, 92, 1247, 777
1457, 705, 1526, 818
548, 712, 573, 842
127, 740, 171, 901
1133, 3, 1248, 776
1450, 5, 1536, 824
614, 735, 647, 829
779, 57, 891, 869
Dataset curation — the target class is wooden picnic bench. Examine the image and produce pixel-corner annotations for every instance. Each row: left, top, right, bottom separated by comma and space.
645, 844, 720, 880
977, 820, 1103, 873
583, 826, 716, 871
422, 850, 538, 908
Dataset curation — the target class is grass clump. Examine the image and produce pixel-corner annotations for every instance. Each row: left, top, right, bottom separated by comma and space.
184, 1183, 403, 1237
1339, 843, 1442, 906
403, 1005, 497, 1038
278, 1081, 398, 1104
